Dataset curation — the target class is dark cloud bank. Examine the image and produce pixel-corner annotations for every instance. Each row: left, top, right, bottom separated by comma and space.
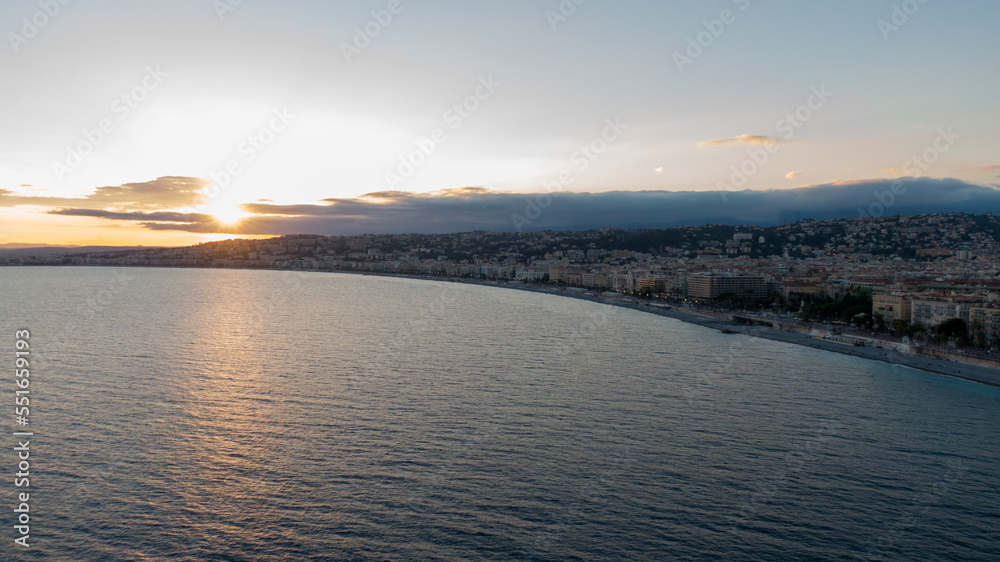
49, 177, 1000, 236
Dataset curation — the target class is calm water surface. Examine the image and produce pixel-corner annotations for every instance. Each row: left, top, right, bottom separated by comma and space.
2, 267, 998, 560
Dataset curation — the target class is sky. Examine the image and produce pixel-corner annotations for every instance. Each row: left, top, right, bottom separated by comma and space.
1, 0, 999, 246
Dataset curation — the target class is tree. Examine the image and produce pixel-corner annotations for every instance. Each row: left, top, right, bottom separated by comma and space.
908, 321, 928, 342
852, 313, 870, 329
971, 320, 987, 349
936, 318, 968, 344
873, 312, 887, 333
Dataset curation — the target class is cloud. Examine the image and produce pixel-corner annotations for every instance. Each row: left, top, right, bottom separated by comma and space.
84, 177, 211, 209
697, 135, 780, 148
52, 177, 1000, 236
354, 186, 493, 202
0, 177, 211, 210
48, 208, 238, 233
654, 167, 664, 173
976, 165, 1000, 172
785, 171, 801, 179
49, 209, 215, 222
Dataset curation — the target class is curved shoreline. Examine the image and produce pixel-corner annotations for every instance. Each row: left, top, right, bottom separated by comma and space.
362, 271, 1000, 388
11, 264, 1000, 388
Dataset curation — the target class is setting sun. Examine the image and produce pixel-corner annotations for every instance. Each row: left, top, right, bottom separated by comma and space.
207, 204, 252, 226
3, 1, 1000, 560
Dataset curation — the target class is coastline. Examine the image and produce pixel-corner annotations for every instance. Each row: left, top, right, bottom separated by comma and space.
384, 273, 1000, 388
8, 264, 1000, 387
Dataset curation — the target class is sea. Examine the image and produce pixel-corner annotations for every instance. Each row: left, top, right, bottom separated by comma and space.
1, 267, 998, 561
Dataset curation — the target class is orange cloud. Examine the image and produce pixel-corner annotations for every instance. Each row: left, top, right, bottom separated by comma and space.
0, 177, 211, 211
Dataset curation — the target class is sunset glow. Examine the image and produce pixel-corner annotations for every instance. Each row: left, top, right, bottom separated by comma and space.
1, 1, 998, 247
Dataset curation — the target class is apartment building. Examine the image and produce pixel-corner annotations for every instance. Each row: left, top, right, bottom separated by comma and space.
910, 298, 973, 327
872, 294, 912, 323
686, 274, 768, 300
970, 303, 1000, 344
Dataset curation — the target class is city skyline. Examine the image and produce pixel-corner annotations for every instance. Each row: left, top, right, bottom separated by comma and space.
2, 0, 999, 246
5, 4, 1000, 557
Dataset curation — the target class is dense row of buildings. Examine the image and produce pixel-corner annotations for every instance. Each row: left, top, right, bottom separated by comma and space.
5, 212, 1000, 342
874, 292, 1000, 334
